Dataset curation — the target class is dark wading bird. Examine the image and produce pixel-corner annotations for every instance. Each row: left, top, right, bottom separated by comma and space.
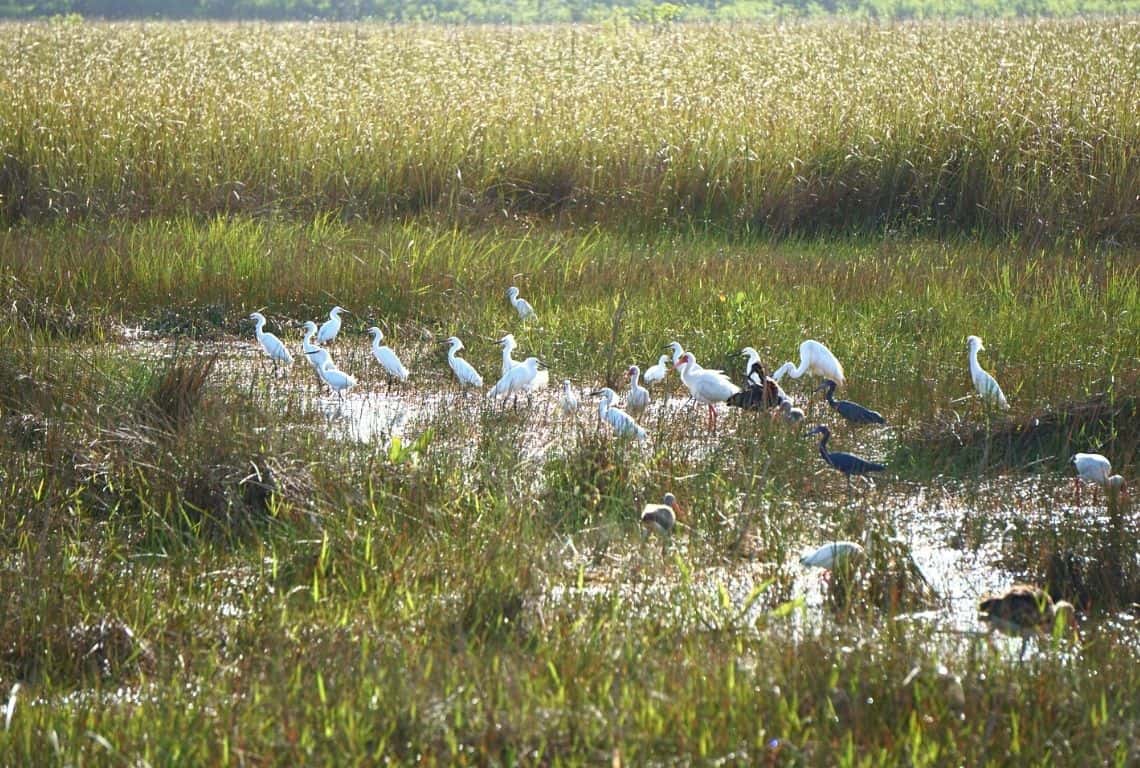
727, 358, 784, 412
816, 379, 886, 425
806, 425, 886, 490
640, 492, 683, 551
978, 584, 1077, 660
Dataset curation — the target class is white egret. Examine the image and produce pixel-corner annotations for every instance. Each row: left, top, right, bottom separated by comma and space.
316, 360, 357, 398
625, 365, 650, 418
497, 334, 549, 390
592, 387, 648, 441
249, 312, 294, 373
489, 356, 543, 401
300, 321, 331, 373
443, 336, 483, 389
368, 327, 409, 386
641, 492, 681, 542
559, 380, 579, 416
506, 286, 537, 322
316, 306, 349, 344
666, 341, 704, 373
642, 354, 669, 385
673, 353, 740, 432
800, 541, 865, 570
772, 339, 845, 387
1071, 452, 1125, 504
978, 584, 1077, 660
966, 335, 1009, 410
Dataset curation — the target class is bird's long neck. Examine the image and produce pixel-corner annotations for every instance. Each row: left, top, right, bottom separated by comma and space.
254, 318, 267, 337
968, 346, 983, 377
448, 342, 461, 360
815, 431, 831, 461
501, 346, 515, 369
631, 369, 641, 387
824, 384, 837, 406
671, 346, 683, 364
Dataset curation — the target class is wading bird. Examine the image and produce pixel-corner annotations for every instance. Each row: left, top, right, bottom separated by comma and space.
316, 306, 349, 345
442, 336, 483, 389
816, 379, 886, 425
643, 354, 669, 385
490, 356, 543, 402
772, 340, 845, 387
978, 584, 1077, 660
727, 359, 784, 412
592, 387, 648, 441
666, 341, 703, 373
368, 327, 409, 387
559, 380, 579, 416
674, 353, 740, 432
625, 365, 650, 418
641, 492, 681, 550
300, 321, 331, 373
780, 399, 805, 423
1071, 452, 1126, 504
506, 286, 537, 322
315, 359, 357, 398
966, 335, 1009, 410
800, 541, 865, 570
498, 334, 549, 390
806, 424, 886, 489
250, 312, 293, 373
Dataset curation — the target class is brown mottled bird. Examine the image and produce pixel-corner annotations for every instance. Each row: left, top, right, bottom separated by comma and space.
978, 584, 1077, 659
640, 493, 682, 546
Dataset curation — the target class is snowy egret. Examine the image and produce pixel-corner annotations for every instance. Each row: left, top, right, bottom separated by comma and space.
368, 327, 409, 387
497, 334, 549, 390
300, 321, 331, 373
666, 341, 704, 373
316, 306, 349, 345
727, 360, 784, 412
673, 353, 740, 432
779, 399, 805, 423
625, 365, 650, 418
443, 336, 483, 389
966, 335, 1009, 410
489, 356, 543, 401
643, 354, 669, 385
816, 379, 886, 425
641, 492, 681, 540
506, 286, 537, 322
559, 380, 579, 416
978, 584, 1077, 659
249, 312, 294, 373
800, 541, 865, 570
316, 360, 357, 398
806, 425, 886, 487
772, 340, 845, 387
591, 387, 648, 441
1071, 452, 1126, 504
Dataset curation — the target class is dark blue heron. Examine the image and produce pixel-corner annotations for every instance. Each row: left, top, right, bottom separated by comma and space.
807, 425, 885, 488
816, 379, 886, 425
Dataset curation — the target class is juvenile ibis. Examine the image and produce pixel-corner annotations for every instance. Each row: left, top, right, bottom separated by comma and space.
316, 306, 348, 345
641, 492, 681, 542
772, 340, 845, 387
806, 424, 886, 488
816, 379, 886, 425
368, 327, 409, 387
966, 335, 1009, 410
978, 584, 1077, 659
591, 387, 648, 441
249, 312, 293, 373
442, 336, 483, 389
674, 353, 740, 432
625, 365, 650, 417
506, 286, 537, 322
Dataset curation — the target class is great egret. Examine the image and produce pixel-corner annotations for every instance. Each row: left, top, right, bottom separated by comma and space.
625, 365, 650, 417
591, 387, 648, 441
772, 340, 845, 387
966, 335, 1009, 410
978, 584, 1077, 660
806, 425, 885, 488
316, 306, 349, 345
674, 353, 740, 432
816, 379, 886, 425
643, 354, 669, 385
316, 360, 356, 398
559, 380, 579, 416
249, 312, 294, 372
368, 327, 409, 386
490, 356, 543, 400
497, 334, 549, 390
443, 336, 483, 389
506, 286, 537, 322
300, 321, 331, 373
799, 541, 865, 570
1071, 452, 1126, 504
641, 493, 681, 545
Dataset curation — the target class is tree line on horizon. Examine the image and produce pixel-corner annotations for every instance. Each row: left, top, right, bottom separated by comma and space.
3, 0, 1138, 22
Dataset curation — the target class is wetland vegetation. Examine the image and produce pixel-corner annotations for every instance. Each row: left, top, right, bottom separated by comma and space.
1, 18, 1138, 765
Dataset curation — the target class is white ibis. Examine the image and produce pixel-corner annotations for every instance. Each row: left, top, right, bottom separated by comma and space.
591, 387, 648, 441
816, 379, 886, 425
978, 584, 1077, 659
559, 380, 579, 416
300, 321, 331, 373
489, 356, 543, 401
498, 334, 549, 390
506, 286, 537, 322
800, 541, 865, 570
772, 340, 845, 387
643, 354, 669, 385
316, 306, 348, 344
316, 360, 356, 398
249, 312, 294, 373
368, 327, 409, 386
1071, 452, 1126, 504
674, 353, 740, 432
443, 336, 483, 389
625, 365, 650, 418
966, 335, 1010, 410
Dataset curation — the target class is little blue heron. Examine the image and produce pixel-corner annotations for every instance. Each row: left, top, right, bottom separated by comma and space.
806, 424, 885, 490
816, 379, 886, 425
